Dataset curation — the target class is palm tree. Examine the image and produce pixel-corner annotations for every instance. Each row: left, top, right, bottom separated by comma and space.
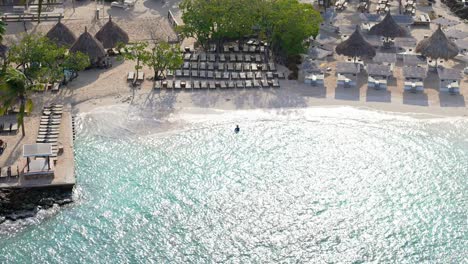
0, 67, 33, 137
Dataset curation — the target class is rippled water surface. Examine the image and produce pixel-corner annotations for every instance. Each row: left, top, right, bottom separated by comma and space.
1, 106, 467, 263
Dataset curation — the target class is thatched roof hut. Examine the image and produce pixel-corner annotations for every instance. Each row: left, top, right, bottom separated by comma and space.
416, 25, 459, 60
336, 26, 376, 59
369, 12, 407, 38
70, 27, 106, 64
95, 16, 129, 49
46, 20, 77, 47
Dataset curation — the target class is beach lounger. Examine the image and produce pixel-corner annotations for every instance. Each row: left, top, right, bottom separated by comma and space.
166, 70, 174, 78
268, 63, 276, 71
127, 72, 135, 81
235, 63, 242, 71
200, 62, 207, 70
190, 54, 199, 62
162, 80, 168, 89
37, 134, 59, 139
183, 70, 190, 77
223, 72, 230, 79
51, 82, 60, 92
209, 54, 216, 62
198, 71, 206, 78
219, 54, 226, 62
272, 79, 280, 87
185, 81, 192, 89
245, 80, 253, 88
183, 62, 190, 69
246, 72, 254, 79
228, 81, 235, 88
137, 72, 145, 82
200, 81, 208, 89
224, 46, 230, 53
250, 46, 257, 53
236, 54, 244, 62
239, 72, 247, 79
236, 80, 244, 88
217, 63, 225, 71
220, 81, 227, 89
253, 80, 261, 88
255, 55, 262, 63
266, 72, 274, 79
243, 63, 251, 71
154, 81, 161, 90
191, 62, 199, 70
251, 63, 258, 71
215, 71, 222, 79
200, 53, 207, 62
231, 72, 239, 79
37, 139, 58, 143
227, 63, 234, 71
208, 81, 216, 89
174, 80, 181, 89
229, 54, 236, 62
255, 72, 262, 79
191, 70, 198, 78
215, 81, 221, 88
277, 72, 286, 79
261, 79, 269, 87
40, 121, 61, 125
175, 70, 183, 77
233, 45, 239, 52
207, 62, 215, 71
183, 53, 191, 61
207, 71, 214, 79
193, 81, 201, 89
167, 80, 174, 89
244, 55, 251, 62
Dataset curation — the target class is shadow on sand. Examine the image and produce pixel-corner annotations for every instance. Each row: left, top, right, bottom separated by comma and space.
403, 91, 429, 106
366, 88, 391, 103
439, 93, 466, 107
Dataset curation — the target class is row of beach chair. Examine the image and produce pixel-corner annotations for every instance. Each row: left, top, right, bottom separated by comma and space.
179, 62, 277, 72
183, 53, 267, 63
199, 43, 267, 54
154, 79, 281, 90
37, 104, 63, 157
169, 70, 285, 80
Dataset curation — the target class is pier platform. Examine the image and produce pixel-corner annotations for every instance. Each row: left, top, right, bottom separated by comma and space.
0, 106, 75, 190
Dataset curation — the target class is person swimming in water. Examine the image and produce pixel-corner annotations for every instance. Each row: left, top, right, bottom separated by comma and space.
234, 125, 240, 133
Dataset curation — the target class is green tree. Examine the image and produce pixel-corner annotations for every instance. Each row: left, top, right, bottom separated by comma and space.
0, 67, 33, 136
144, 42, 183, 80
264, 0, 322, 57
118, 41, 149, 79
178, 0, 321, 58
178, 0, 258, 48
8, 33, 90, 84
0, 20, 6, 42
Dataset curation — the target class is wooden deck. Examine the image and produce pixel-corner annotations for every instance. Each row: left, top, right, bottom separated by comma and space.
0, 108, 75, 190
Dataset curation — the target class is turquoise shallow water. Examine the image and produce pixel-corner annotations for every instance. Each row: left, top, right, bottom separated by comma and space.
0, 106, 467, 263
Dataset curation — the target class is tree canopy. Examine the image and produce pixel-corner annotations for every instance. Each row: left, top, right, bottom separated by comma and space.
119, 41, 183, 80
8, 33, 90, 83
178, 0, 321, 57
0, 67, 33, 136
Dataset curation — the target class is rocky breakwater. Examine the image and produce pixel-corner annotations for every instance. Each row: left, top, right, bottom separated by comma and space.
0, 188, 73, 224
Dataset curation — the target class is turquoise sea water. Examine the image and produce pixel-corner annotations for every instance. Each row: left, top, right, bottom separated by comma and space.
0, 106, 467, 263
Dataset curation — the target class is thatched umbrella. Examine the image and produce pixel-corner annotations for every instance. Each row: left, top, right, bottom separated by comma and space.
95, 16, 129, 49
336, 26, 376, 60
45, 19, 77, 47
369, 12, 407, 43
70, 27, 106, 65
416, 25, 459, 66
